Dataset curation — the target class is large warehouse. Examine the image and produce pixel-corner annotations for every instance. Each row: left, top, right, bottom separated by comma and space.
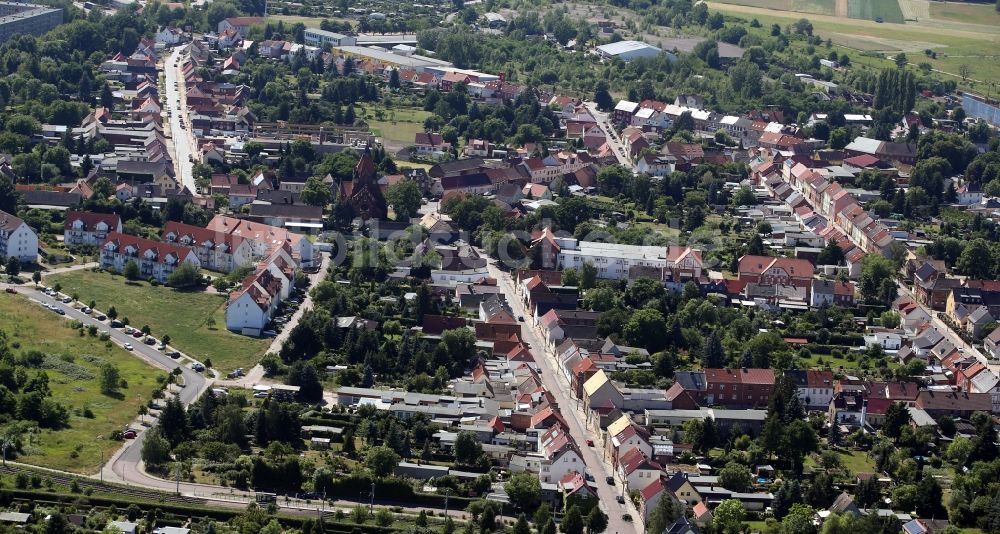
596, 40, 662, 61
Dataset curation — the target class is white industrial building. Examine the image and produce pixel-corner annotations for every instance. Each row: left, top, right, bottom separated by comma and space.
304, 28, 357, 47
596, 40, 662, 61
557, 238, 668, 280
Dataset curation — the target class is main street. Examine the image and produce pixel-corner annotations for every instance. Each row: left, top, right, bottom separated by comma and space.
164, 46, 196, 192
485, 260, 639, 534
584, 102, 637, 171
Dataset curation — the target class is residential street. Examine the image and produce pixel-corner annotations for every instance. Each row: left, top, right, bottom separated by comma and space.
584, 102, 636, 171
164, 46, 196, 192
896, 281, 993, 368
485, 260, 639, 534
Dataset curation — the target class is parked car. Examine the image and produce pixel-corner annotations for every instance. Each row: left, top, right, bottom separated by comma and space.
110, 320, 123, 328
191, 362, 205, 371
95, 314, 107, 321
54, 308, 65, 315
143, 337, 156, 345
167, 350, 181, 358
4, 287, 16, 294
123, 343, 134, 351
122, 430, 137, 439
81, 307, 92, 314
61, 296, 73, 303
606, 476, 615, 485
586, 439, 594, 447
616, 496, 625, 504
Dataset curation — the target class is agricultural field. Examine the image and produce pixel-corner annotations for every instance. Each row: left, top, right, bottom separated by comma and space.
46, 270, 269, 373
708, 1, 1000, 89
928, 1, 1000, 26
847, 0, 905, 22
0, 293, 163, 473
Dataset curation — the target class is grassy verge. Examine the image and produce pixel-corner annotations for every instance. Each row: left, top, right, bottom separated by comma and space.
0, 293, 163, 473
46, 270, 269, 373
358, 104, 433, 146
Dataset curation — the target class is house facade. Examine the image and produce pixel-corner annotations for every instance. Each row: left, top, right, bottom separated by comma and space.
99, 232, 200, 282
63, 211, 122, 247
0, 209, 38, 263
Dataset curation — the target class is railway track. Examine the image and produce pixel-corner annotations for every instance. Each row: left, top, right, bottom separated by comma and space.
0, 465, 207, 506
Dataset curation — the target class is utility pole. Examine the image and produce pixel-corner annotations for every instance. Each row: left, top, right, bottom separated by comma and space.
175, 461, 181, 495
369, 482, 375, 516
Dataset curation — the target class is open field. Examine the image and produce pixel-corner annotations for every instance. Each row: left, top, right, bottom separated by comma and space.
712, 0, 899, 20
929, 2, 1000, 25
0, 293, 163, 473
358, 103, 433, 147
270, 14, 355, 28
46, 271, 269, 373
847, 0, 905, 22
708, 1, 1000, 90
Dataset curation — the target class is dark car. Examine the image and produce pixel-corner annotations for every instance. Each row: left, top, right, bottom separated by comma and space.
110, 320, 123, 328
606, 476, 615, 485
4, 287, 16, 294
95, 314, 107, 321
168, 350, 181, 358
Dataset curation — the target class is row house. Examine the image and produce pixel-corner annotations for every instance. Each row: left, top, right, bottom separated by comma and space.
99, 232, 200, 282
205, 215, 314, 268
737, 255, 814, 295
703, 368, 775, 408
63, 211, 122, 247
538, 425, 585, 484
225, 246, 296, 334
161, 221, 255, 273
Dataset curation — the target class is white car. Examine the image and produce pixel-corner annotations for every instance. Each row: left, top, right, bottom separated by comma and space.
123, 343, 134, 351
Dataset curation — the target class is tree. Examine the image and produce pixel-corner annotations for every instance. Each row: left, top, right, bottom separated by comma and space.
385, 180, 422, 221
882, 402, 910, 440
585, 507, 607, 534
504, 473, 541, 511
562, 506, 584, 534
32, 271, 40, 286
0, 174, 19, 214
895, 53, 908, 68
855, 476, 881, 508
683, 417, 717, 455
713, 499, 746, 534
300, 176, 332, 207
645, 494, 683, 534
287, 361, 323, 403
108, 306, 118, 320
364, 445, 400, 478
166, 262, 202, 288
781, 504, 816, 534
141, 428, 172, 466
817, 240, 845, 266
100, 363, 121, 395
702, 330, 726, 368
914, 477, 944, 518
581, 262, 597, 290
623, 308, 669, 352
5, 257, 19, 277
718, 462, 753, 492
968, 411, 999, 465
513, 514, 531, 534
454, 431, 483, 466
956, 239, 995, 280
593, 81, 613, 111
533, 504, 552, 532
124, 260, 140, 281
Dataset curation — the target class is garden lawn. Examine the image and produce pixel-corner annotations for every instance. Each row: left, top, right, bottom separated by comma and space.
0, 293, 163, 474
46, 270, 269, 373
358, 104, 433, 146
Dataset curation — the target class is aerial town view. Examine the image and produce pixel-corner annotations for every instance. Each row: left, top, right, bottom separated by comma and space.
1, 0, 1000, 532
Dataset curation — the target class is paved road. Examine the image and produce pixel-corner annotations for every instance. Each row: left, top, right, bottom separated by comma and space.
584, 102, 636, 170
4, 286, 211, 485
896, 281, 993, 368
164, 46, 196, 192
484, 261, 639, 534
216, 252, 332, 389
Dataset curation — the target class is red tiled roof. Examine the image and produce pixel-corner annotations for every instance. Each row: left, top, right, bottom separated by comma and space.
64, 210, 121, 231
704, 368, 775, 385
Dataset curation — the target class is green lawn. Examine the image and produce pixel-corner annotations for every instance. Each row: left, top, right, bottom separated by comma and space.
358, 104, 433, 146
0, 293, 163, 474
46, 270, 269, 373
